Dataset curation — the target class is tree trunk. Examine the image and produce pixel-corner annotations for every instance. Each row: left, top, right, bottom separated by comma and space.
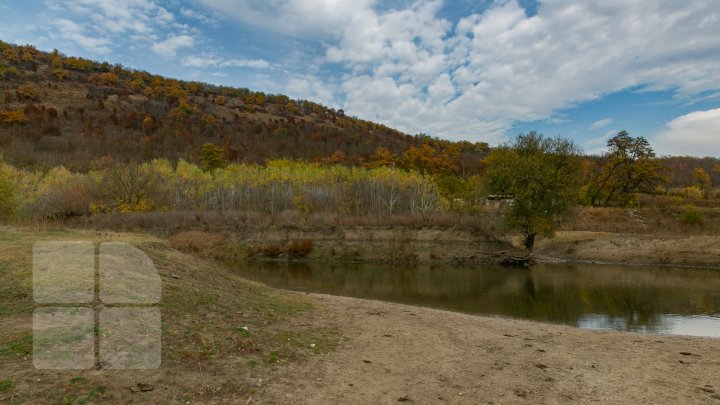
524, 232, 536, 253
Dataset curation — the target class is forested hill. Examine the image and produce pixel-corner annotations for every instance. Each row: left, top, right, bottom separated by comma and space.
0, 41, 489, 173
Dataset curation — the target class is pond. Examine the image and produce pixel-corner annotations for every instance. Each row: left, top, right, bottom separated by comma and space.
228, 261, 720, 338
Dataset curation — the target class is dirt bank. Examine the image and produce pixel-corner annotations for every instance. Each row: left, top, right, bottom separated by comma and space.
168, 225, 516, 264
167, 226, 720, 267
535, 231, 720, 268
257, 293, 720, 404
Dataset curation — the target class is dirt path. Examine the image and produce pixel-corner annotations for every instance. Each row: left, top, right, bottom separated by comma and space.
260, 294, 720, 404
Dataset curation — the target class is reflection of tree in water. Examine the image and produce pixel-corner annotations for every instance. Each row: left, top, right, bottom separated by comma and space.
498, 274, 666, 331
231, 261, 720, 333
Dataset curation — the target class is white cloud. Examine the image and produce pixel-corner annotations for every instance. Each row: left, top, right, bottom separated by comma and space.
151, 35, 194, 57
194, 0, 377, 39
180, 7, 219, 26
181, 55, 223, 68
54, 18, 112, 54
583, 129, 618, 156
589, 118, 614, 130
327, 0, 720, 141
43, 0, 196, 58
181, 55, 271, 69
654, 108, 720, 157
198, 0, 720, 144
286, 76, 337, 106
221, 59, 271, 69
49, 0, 174, 35
34, 0, 718, 145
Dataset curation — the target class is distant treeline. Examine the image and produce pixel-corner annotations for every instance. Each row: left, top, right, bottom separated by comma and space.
0, 158, 492, 222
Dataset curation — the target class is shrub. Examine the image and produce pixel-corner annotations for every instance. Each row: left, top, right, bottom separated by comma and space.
0, 167, 15, 221
261, 244, 284, 258
286, 239, 313, 258
679, 204, 703, 225
16, 84, 38, 101
0, 107, 29, 125
89, 72, 119, 86
31, 175, 94, 219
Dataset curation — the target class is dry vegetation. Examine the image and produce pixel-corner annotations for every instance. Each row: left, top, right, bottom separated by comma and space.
0, 227, 341, 403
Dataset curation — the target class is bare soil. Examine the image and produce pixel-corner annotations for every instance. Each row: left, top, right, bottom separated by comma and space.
258, 294, 720, 404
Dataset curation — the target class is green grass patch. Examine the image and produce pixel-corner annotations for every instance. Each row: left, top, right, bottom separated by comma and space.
70, 376, 86, 384
0, 333, 32, 358
0, 378, 14, 392
266, 351, 279, 364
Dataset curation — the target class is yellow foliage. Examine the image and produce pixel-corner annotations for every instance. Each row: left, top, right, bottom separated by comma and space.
201, 114, 219, 127
89, 72, 119, 86
117, 198, 155, 213
0, 108, 29, 125
2, 47, 19, 62
16, 84, 38, 101
51, 68, 69, 80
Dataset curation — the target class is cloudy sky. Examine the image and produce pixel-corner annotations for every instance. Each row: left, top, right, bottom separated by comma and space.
1, 0, 719, 156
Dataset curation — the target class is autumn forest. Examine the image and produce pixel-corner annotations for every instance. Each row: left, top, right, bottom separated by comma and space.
1, 40, 719, 233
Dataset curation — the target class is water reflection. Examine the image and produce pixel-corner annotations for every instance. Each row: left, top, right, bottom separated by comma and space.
228, 261, 720, 338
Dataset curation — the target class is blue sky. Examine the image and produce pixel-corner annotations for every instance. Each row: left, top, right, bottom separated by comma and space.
1, 0, 719, 156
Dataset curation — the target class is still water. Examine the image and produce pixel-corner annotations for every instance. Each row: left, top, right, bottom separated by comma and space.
229, 261, 720, 338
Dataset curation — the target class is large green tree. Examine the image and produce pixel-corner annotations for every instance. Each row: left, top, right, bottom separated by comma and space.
485, 132, 582, 252
584, 131, 667, 206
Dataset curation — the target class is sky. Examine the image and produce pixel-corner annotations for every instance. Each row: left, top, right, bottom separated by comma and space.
1, 0, 719, 157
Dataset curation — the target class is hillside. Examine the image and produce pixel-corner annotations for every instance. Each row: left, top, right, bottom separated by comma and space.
0, 41, 488, 173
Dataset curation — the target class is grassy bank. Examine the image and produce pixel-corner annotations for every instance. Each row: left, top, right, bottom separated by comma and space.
0, 227, 340, 404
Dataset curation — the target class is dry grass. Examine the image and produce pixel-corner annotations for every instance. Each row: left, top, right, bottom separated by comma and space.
565, 204, 720, 235
0, 227, 340, 404
66, 209, 500, 235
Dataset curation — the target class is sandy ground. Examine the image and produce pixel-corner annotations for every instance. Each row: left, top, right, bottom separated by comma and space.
259, 293, 720, 404
535, 231, 720, 267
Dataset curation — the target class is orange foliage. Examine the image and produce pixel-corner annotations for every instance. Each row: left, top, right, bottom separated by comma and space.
0, 107, 29, 125
89, 72, 119, 86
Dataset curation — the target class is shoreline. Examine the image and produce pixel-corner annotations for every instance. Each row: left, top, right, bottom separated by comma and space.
164, 226, 720, 268
258, 292, 720, 404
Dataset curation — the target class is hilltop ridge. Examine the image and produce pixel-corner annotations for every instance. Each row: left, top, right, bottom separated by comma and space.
0, 41, 489, 172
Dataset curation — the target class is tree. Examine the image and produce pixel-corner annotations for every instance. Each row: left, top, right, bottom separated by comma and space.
694, 167, 712, 198
199, 143, 227, 172
99, 163, 162, 212
485, 131, 582, 252
368, 147, 396, 167
585, 131, 667, 206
